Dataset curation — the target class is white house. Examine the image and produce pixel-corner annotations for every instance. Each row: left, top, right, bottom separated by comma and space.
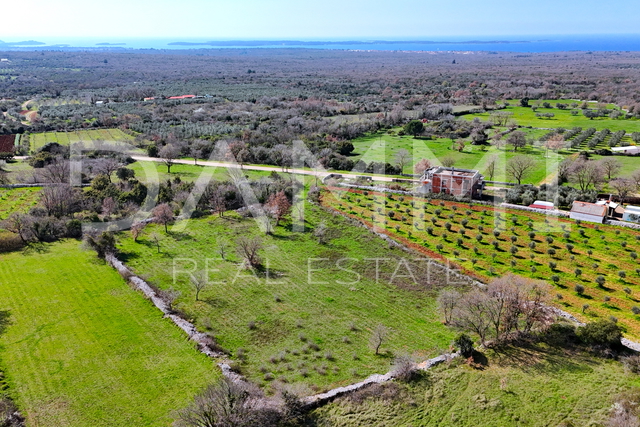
623, 205, 640, 223
570, 201, 607, 223
612, 146, 640, 155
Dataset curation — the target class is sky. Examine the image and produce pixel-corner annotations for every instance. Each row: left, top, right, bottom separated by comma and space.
2, 0, 640, 40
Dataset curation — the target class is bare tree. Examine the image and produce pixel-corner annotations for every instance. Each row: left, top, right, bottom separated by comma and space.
369, 324, 391, 355
611, 178, 637, 204
101, 197, 116, 218
265, 190, 291, 226
40, 185, 80, 218
600, 158, 622, 180
394, 148, 411, 173
2, 213, 32, 243
150, 232, 161, 253
159, 144, 180, 173
451, 290, 491, 345
484, 155, 498, 181
236, 236, 263, 268
41, 157, 69, 183
217, 240, 229, 259
506, 155, 536, 185
209, 186, 227, 217
191, 271, 208, 301
543, 134, 565, 155
130, 222, 146, 242
569, 158, 604, 191
152, 203, 174, 233
94, 158, 123, 182
437, 290, 460, 325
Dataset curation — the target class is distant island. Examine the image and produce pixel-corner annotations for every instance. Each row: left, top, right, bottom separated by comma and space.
96, 43, 127, 46
1, 40, 46, 46
169, 39, 533, 47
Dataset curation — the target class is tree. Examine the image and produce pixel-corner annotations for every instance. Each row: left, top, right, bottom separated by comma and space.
369, 324, 390, 355
569, 159, 604, 191
131, 222, 146, 242
414, 158, 432, 174
506, 131, 527, 151
209, 186, 227, 217
265, 191, 291, 226
403, 120, 424, 137
40, 185, 80, 218
84, 231, 116, 259
454, 333, 474, 357
191, 271, 208, 301
152, 203, 173, 233
236, 236, 263, 268
441, 155, 456, 168
94, 158, 123, 182
600, 158, 622, 180
610, 178, 637, 204
484, 155, 498, 181
159, 144, 180, 173
544, 134, 565, 155
176, 377, 279, 427
506, 155, 536, 185
394, 149, 411, 173
583, 109, 599, 120
437, 290, 460, 325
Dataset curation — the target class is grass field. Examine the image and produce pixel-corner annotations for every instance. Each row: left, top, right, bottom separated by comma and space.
314, 343, 640, 426
0, 240, 219, 426
128, 160, 275, 184
322, 188, 640, 339
117, 205, 461, 392
462, 100, 640, 133
350, 131, 561, 184
0, 187, 40, 222
29, 129, 136, 152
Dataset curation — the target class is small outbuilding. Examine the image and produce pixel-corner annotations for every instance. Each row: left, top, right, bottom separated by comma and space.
528, 200, 555, 210
612, 146, 640, 155
623, 205, 640, 223
570, 201, 607, 223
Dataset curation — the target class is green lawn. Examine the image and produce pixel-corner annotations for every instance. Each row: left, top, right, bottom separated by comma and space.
314, 344, 640, 427
350, 131, 561, 184
0, 240, 219, 426
463, 101, 640, 133
29, 129, 136, 152
117, 205, 460, 392
323, 189, 640, 339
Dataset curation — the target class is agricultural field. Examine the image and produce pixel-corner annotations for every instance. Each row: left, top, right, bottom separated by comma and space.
29, 128, 136, 151
350, 130, 562, 184
462, 100, 640, 133
0, 187, 40, 222
0, 240, 219, 427
117, 205, 462, 392
322, 188, 640, 339
314, 344, 640, 427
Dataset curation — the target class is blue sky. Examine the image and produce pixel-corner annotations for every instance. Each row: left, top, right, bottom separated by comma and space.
2, 0, 640, 40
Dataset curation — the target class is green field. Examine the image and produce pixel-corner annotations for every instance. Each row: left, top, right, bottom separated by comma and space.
463, 100, 640, 133
350, 131, 561, 184
314, 344, 640, 426
117, 205, 460, 392
0, 240, 219, 426
29, 129, 136, 151
0, 187, 40, 222
323, 189, 640, 339
128, 160, 275, 184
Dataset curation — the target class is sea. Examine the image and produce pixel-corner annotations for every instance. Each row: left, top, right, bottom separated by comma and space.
3, 34, 640, 52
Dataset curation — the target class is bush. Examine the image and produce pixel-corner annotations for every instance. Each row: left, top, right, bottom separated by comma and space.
0, 233, 25, 253
577, 320, 622, 349
454, 333, 474, 358
391, 354, 417, 382
574, 284, 585, 295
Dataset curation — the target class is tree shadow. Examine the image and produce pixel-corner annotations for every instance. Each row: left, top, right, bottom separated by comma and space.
22, 242, 50, 255
0, 310, 12, 337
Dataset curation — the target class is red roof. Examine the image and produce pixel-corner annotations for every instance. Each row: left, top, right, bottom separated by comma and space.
571, 201, 607, 217
529, 203, 554, 210
167, 95, 196, 100
0, 135, 15, 153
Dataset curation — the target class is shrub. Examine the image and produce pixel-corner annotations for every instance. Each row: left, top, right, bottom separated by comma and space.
596, 275, 606, 287
633, 307, 640, 315
454, 333, 474, 357
551, 275, 560, 284
547, 248, 556, 256
391, 354, 417, 382
574, 284, 585, 295
577, 320, 622, 348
